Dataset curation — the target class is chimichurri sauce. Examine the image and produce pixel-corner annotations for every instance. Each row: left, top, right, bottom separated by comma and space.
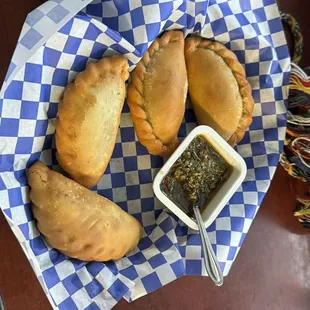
161, 135, 230, 215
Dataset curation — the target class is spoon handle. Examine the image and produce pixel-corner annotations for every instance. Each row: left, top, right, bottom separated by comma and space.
193, 206, 224, 286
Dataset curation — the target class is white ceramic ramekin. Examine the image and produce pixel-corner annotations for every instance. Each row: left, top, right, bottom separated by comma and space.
153, 125, 247, 230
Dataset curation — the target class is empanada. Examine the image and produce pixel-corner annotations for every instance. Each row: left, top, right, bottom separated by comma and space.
28, 162, 143, 262
127, 31, 188, 156
56, 55, 129, 188
185, 37, 254, 146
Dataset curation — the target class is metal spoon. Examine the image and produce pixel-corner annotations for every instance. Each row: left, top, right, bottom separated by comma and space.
193, 200, 224, 286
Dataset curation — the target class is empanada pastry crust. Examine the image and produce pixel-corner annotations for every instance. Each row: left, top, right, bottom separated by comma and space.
28, 162, 143, 262
127, 31, 188, 156
185, 37, 254, 146
56, 55, 129, 188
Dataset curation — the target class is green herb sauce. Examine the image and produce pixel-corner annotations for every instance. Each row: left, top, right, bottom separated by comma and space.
161, 135, 230, 215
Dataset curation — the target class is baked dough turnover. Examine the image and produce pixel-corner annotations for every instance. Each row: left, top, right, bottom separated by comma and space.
28, 161, 143, 262
185, 37, 254, 146
128, 31, 188, 156
56, 55, 129, 188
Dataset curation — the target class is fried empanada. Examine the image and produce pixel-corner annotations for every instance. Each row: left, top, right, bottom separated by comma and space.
56, 55, 129, 188
185, 37, 254, 146
28, 161, 143, 262
127, 31, 188, 156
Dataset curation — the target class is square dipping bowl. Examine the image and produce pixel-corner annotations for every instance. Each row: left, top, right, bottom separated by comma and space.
153, 125, 247, 230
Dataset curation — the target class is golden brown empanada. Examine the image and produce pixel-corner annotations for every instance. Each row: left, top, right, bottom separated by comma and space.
56, 55, 129, 188
185, 37, 254, 146
127, 31, 188, 156
28, 161, 143, 262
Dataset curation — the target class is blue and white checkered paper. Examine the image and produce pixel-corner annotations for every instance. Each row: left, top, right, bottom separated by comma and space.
0, 0, 290, 309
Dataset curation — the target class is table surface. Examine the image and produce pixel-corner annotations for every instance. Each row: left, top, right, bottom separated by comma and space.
1, 1, 310, 309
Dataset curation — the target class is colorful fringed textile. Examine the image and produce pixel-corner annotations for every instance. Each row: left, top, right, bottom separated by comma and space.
280, 12, 310, 227
280, 63, 310, 227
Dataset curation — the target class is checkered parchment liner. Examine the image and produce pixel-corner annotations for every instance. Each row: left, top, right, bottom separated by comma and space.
0, 0, 290, 309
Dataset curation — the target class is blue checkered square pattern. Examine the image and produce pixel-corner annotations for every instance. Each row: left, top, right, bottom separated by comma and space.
2, 0, 93, 88
0, 0, 290, 309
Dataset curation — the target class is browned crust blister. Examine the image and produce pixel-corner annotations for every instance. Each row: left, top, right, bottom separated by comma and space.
185, 37, 254, 146
127, 31, 185, 156
62, 55, 129, 102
